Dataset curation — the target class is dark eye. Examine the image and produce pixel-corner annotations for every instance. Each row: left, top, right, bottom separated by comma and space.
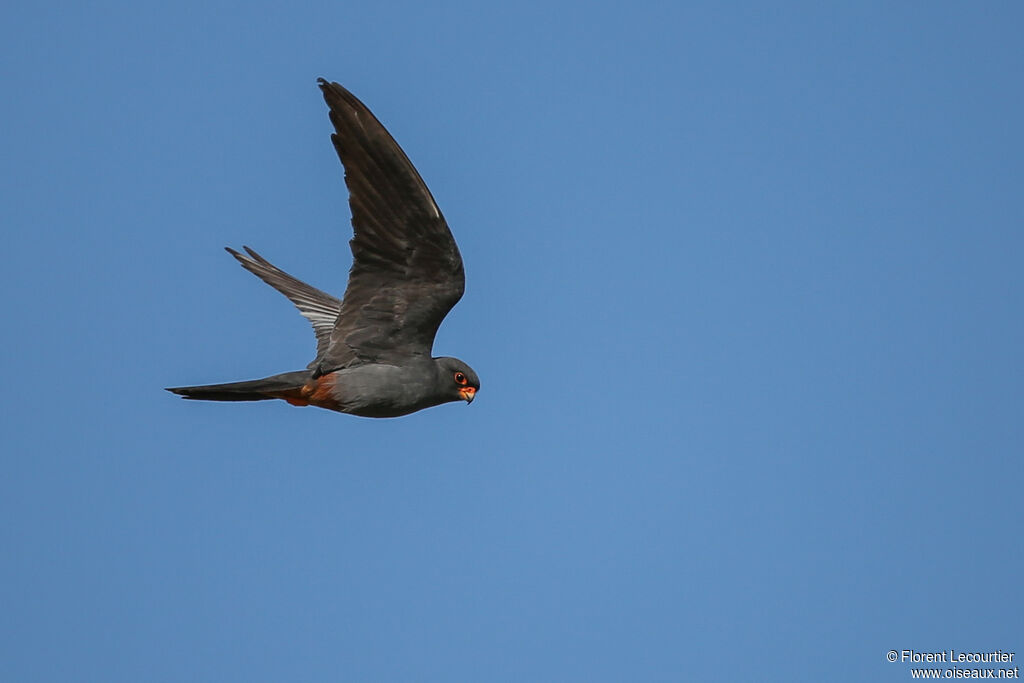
454, 372, 467, 385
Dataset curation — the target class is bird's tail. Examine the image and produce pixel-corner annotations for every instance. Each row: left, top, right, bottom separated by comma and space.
166, 371, 310, 402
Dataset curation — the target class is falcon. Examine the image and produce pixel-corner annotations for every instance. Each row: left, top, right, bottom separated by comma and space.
167, 79, 479, 417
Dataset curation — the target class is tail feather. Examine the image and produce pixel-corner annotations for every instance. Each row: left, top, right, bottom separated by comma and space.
166, 371, 310, 402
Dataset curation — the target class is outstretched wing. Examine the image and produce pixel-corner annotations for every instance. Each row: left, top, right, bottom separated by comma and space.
314, 79, 465, 374
226, 246, 341, 361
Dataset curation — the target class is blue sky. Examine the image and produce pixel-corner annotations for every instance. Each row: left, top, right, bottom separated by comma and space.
2, 1, 1022, 681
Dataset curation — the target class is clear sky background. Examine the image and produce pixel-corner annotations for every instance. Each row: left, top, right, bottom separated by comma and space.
2, 2, 1022, 681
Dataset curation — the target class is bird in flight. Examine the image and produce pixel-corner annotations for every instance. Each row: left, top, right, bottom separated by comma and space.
167, 79, 479, 417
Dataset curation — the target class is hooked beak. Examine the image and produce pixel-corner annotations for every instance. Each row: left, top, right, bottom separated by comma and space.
459, 386, 476, 404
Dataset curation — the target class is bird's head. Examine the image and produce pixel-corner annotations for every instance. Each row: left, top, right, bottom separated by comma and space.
434, 357, 480, 404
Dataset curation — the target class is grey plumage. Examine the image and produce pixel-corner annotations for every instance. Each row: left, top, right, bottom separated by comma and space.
225, 246, 341, 361
167, 79, 479, 417
316, 78, 465, 375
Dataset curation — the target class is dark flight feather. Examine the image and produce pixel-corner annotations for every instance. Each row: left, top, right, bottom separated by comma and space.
314, 79, 465, 375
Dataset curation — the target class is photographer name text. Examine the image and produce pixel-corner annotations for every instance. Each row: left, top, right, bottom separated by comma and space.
901, 651, 1016, 664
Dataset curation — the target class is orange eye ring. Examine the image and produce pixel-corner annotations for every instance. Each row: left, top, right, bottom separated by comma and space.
454, 372, 467, 385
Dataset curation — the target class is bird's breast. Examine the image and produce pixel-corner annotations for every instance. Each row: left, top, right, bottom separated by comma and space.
324, 363, 439, 417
